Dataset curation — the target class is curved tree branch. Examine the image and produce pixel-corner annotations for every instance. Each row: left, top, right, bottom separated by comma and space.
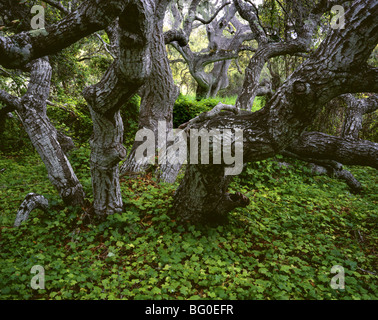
0, 0, 129, 69
43, 0, 70, 14
281, 150, 363, 193
0, 89, 21, 111
164, 29, 188, 47
287, 132, 378, 170
194, 2, 232, 25
14, 193, 49, 227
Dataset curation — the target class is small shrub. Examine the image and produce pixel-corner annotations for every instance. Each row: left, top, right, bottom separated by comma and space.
172, 95, 219, 128
121, 95, 141, 148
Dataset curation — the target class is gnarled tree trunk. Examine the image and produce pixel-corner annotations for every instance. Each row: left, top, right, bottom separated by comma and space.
120, 0, 180, 180
341, 94, 378, 140
172, 163, 249, 224
83, 0, 154, 215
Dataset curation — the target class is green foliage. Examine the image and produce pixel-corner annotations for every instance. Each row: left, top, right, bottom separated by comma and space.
0, 113, 34, 154
121, 95, 141, 149
172, 94, 263, 128
46, 95, 93, 145
0, 150, 377, 300
44, 94, 140, 149
0, 154, 58, 226
172, 94, 216, 128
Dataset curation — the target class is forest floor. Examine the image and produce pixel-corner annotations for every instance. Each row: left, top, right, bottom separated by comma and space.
0, 147, 377, 299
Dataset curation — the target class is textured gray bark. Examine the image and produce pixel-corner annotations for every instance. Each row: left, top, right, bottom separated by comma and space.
1, 0, 377, 223
0, 0, 155, 215
120, 0, 180, 180
21, 59, 85, 205
0, 89, 21, 111
172, 164, 249, 224
280, 93, 378, 193
0, 0, 130, 68
0, 58, 85, 206
83, 0, 154, 215
235, 40, 310, 110
287, 132, 378, 170
331, 168, 362, 193
56, 130, 76, 154
341, 94, 378, 140
311, 163, 362, 193
14, 193, 49, 227
172, 0, 378, 223
281, 150, 362, 194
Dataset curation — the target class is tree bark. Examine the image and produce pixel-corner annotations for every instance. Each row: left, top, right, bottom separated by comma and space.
0, 1, 87, 207
14, 193, 49, 227
0, 0, 130, 68
341, 94, 378, 140
277, 93, 378, 194
287, 132, 378, 170
10, 58, 85, 206
172, 163, 249, 224
83, 0, 154, 215
281, 150, 362, 194
206, 60, 232, 98
120, 0, 180, 179
233, 0, 331, 111
235, 40, 309, 110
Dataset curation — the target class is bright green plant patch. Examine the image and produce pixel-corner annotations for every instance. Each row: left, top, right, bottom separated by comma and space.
0, 151, 377, 300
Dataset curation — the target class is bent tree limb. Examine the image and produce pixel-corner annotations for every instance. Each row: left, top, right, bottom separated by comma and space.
1, 58, 85, 206
168, 1, 254, 99
14, 193, 49, 227
172, 0, 378, 223
287, 132, 378, 170
0, 0, 130, 68
329, 168, 362, 194
280, 93, 378, 193
281, 150, 362, 194
234, 0, 330, 111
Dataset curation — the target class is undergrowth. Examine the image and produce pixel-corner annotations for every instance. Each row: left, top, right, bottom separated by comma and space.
0, 149, 377, 300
